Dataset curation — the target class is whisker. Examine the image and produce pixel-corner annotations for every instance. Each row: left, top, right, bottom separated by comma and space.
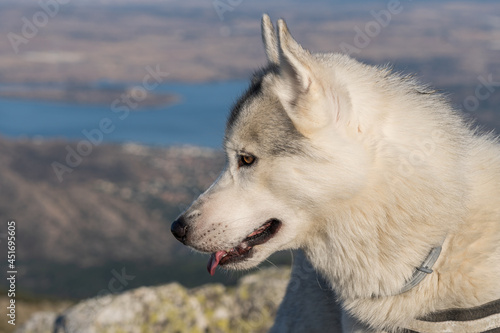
265, 258, 278, 268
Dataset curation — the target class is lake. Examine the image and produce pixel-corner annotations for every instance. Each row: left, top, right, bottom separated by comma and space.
0, 80, 249, 149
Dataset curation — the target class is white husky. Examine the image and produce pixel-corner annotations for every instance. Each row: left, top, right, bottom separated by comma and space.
171, 14, 500, 332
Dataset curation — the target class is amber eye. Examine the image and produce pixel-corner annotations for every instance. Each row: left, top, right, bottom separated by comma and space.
238, 154, 256, 167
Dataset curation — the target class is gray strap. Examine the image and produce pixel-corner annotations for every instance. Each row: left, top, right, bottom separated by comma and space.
398, 245, 442, 295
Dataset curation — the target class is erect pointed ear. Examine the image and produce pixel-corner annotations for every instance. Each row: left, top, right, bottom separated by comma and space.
276, 18, 313, 94
261, 14, 279, 65
274, 19, 334, 135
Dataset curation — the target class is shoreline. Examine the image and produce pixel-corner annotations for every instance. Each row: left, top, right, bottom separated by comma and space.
0, 85, 179, 109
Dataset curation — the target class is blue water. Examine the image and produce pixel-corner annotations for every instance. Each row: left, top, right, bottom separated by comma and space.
0, 80, 249, 148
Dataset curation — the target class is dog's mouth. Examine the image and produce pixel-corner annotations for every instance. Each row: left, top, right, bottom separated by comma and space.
207, 219, 281, 275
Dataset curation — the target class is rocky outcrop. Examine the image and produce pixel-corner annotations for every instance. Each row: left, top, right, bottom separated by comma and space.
16, 267, 290, 333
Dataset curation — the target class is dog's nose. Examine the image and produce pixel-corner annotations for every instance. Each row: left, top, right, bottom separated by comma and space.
171, 216, 188, 244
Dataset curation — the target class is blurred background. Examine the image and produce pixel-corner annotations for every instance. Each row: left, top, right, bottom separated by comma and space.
0, 0, 499, 331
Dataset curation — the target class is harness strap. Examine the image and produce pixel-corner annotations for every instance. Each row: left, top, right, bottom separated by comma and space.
401, 298, 500, 333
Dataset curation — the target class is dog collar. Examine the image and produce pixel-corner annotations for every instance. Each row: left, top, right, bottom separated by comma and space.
397, 244, 443, 295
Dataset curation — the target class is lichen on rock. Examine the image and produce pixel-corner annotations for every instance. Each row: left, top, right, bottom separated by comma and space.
16, 267, 290, 333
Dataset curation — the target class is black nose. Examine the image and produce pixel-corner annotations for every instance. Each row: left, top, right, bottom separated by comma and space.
171, 216, 188, 244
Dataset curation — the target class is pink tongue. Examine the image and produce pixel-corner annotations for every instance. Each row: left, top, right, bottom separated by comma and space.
207, 251, 226, 276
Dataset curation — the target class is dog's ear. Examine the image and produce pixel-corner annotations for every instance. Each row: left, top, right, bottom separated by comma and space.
275, 19, 334, 135
261, 14, 279, 65
277, 18, 312, 94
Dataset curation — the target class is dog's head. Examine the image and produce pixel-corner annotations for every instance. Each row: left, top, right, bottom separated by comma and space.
171, 15, 368, 275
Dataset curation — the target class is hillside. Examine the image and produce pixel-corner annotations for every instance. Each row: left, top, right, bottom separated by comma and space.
0, 138, 224, 264
0, 137, 236, 298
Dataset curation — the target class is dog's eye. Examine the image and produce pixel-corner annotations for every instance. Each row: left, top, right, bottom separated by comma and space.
238, 154, 256, 168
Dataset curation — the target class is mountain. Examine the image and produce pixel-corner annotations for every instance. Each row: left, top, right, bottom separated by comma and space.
0, 137, 233, 298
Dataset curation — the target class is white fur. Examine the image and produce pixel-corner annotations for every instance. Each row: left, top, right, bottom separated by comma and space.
177, 15, 500, 332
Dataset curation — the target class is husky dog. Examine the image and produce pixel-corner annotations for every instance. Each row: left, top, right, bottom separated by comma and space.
171, 14, 500, 332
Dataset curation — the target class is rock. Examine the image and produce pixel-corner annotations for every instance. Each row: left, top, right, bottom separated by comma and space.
16, 267, 290, 333
15, 312, 58, 333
